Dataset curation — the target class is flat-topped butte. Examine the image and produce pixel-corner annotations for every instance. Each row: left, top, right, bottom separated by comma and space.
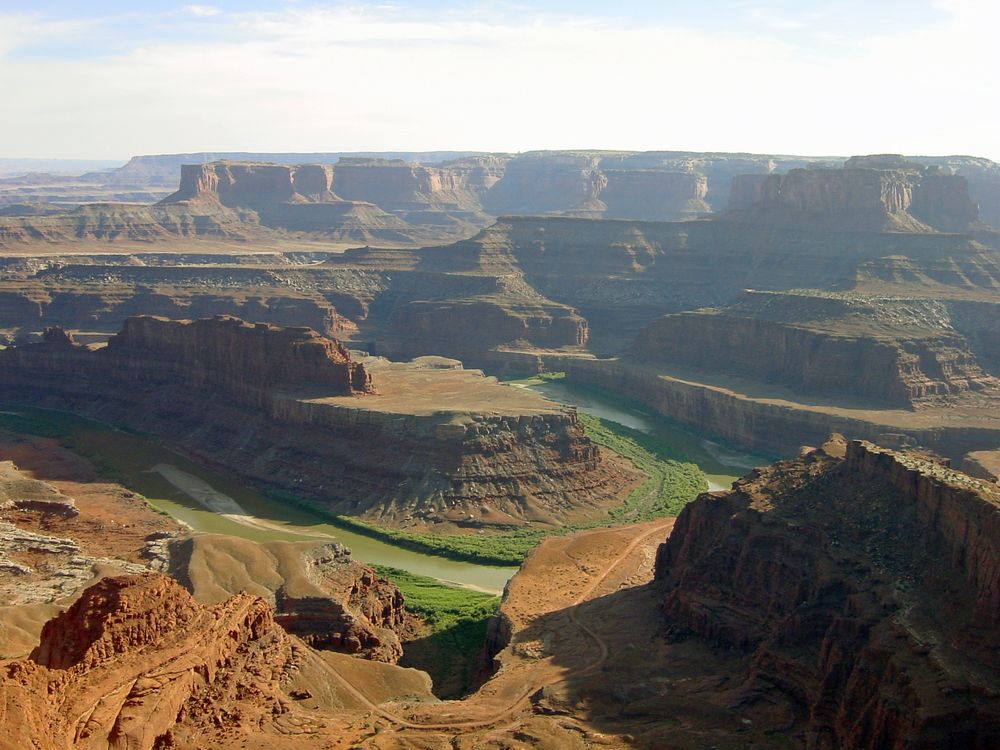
0, 316, 633, 528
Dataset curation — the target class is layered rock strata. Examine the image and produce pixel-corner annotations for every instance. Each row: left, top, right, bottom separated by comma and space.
100, 315, 374, 399
0, 448, 185, 658
0, 201, 259, 245
655, 437, 1000, 749
0, 256, 355, 340
455, 216, 1000, 353
161, 159, 494, 239
0, 573, 435, 749
543, 354, 1000, 460
728, 161, 982, 232
0, 316, 628, 527
632, 291, 1000, 407
0, 440, 411, 664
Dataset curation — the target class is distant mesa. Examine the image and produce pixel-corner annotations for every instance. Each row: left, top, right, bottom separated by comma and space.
727, 154, 983, 232
2, 149, 999, 250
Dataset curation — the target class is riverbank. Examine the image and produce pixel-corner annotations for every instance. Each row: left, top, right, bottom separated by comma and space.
0, 379, 764, 571
0, 408, 518, 592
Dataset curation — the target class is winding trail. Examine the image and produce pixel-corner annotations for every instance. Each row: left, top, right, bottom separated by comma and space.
326, 518, 673, 732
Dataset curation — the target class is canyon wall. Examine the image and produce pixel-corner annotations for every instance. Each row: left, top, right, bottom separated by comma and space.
388, 297, 588, 358
102, 315, 374, 400
476, 215, 1000, 352
329, 156, 504, 211
654, 439, 1000, 749
545, 356, 1000, 459
632, 294, 1000, 407
599, 169, 710, 220
108, 149, 840, 214
0, 257, 357, 340
728, 164, 981, 232
0, 202, 259, 245
0, 316, 628, 527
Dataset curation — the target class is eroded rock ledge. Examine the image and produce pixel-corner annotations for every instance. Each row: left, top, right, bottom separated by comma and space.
0, 316, 629, 527
655, 436, 1000, 749
0, 572, 435, 749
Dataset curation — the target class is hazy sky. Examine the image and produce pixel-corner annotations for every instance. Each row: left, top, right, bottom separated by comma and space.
1, 1, 997, 161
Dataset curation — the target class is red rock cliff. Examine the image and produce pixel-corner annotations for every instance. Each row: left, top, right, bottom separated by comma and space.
654, 438, 1000, 749
104, 315, 374, 401
0, 316, 627, 528
1, 573, 305, 749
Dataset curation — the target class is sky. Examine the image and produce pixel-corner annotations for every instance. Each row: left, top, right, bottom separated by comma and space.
0, 1, 997, 161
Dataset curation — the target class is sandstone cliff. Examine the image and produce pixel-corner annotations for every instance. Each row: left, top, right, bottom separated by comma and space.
450, 216, 1000, 354
728, 162, 981, 232
632, 291, 1000, 407
481, 152, 712, 220
0, 316, 630, 528
655, 438, 1000, 749
102, 315, 374, 400
0, 440, 187, 659
330, 156, 503, 213
387, 296, 588, 359
0, 255, 355, 340
599, 168, 710, 220
160, 159, 490, 239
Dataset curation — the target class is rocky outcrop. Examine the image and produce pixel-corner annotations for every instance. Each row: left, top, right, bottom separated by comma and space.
0, 316, 629, 528
632, 292, 1000, 407
0, 452, 184, 657
481, 153, 712, 220
728, 161, 981, 232
172, 162, 336, 206
0, 314, 373, 406
160, 159, 491, 240
902, 155, 1000, 229
0, 258, 355, 339
0, 573, 428, 749
102, 149, 831, 214
447, 216, 1000, 354
388, 297, 588, 359
655, 438, 1000, 749
165, 535, 407, 663
330, 156, 503, 213
102, 315, 374, 400
160, 161, 420, 237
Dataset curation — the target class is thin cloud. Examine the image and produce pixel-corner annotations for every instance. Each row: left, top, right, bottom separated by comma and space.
0, 3, 996, 160
185, 5, 221, 18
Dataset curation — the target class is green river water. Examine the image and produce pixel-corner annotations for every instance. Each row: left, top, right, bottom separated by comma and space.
2, 385, 764, 595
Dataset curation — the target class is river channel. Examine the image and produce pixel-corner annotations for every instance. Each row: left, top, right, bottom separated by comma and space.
5, 387, 764, 595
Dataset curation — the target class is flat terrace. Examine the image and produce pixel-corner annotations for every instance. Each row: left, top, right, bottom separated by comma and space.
634, 360, 1000, 431
283, 356, 565, 420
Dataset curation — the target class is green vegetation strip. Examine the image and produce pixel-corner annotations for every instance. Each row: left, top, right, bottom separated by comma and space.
272, 411, 707, 565
372, 565, 500, 633
372, 565, 500, 697
0, 405, 708, 567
